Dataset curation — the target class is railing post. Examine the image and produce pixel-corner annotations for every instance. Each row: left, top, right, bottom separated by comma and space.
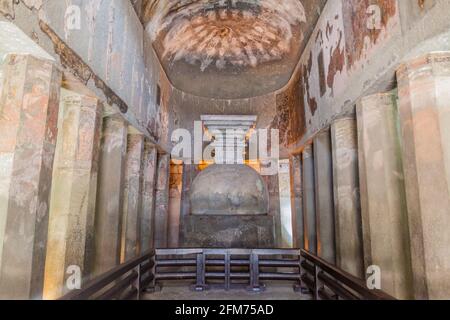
143, 252, 157, 293
225, 252, 231, 291
314, 265, 321, 300
294, 250, 303, 293
136, 263, 142, 300
193, 252, 207, 291
248, 252, 263, 292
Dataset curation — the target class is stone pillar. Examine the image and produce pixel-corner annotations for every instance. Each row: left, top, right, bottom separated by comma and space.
154, 154, 170, 248
168, 163, 183, 248
263, 169, 282, 248
302, 145, 317, 254
279, 160, 293, 248
180, 164, 200, 220
331, 117, 364, 278
179, 164, 200, 246
356, 91, 413, 299
290, 155, 304, 249
0, 54, 61, 299
397, 52, 450, 299
93, 115, 127, 276
43, 89, 102, 300
314, 130, 336, 264
121, 132, 144, 262
140, 143, 157, 252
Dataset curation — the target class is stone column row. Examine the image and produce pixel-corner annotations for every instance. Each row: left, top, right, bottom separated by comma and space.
356, 52, 450, 299
292, 52, 450, 299
396, 53, 450, 300
0, 54, 61, 300
94, 118, 163, 274
0, 54, 166, 299
291, 118, 362, 276
44, 89, 102, 299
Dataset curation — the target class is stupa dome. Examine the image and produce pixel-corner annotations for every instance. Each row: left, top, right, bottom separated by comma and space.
190, 164, 269, 215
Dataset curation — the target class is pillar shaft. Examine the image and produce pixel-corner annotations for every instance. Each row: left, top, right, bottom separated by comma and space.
121, 133, 144, 262
314, 130, 336, 264
168, 163, 183, 248
179, 164, 200, 245
357, 92, 414, 299
43, 89, 102, 299
0, 54, 61, 299
180, 164, 200, 220
94, 115, 127, 275
263, 169, 282, 248
331, 118, 364, 278
302, 145, 317, 254
154, 154, 170, 248
140, 144, 157, 252
290, 155, 304, 249
397, 52, 450, 299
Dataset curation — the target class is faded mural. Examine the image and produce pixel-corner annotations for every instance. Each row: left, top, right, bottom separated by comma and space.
288, 0, 402, 147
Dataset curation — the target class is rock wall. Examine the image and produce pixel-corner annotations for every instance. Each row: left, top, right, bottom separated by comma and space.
287, 0, 450, 151
0, 0, 171, 150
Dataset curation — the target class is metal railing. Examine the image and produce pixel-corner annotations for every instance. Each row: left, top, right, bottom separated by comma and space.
300, 250, 395, 300
60, 250, 155, 300
153, 248, 303, 292
59, 248, 395, 300
152, 248, 395, 300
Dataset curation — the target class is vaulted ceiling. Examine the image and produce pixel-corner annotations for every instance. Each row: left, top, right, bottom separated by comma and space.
142, 0, 326, 99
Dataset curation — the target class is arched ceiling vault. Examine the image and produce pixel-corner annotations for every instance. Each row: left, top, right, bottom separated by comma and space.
142, 0, 326, 99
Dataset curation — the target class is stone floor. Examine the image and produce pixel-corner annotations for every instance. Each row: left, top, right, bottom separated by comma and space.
142, 282, 312, 300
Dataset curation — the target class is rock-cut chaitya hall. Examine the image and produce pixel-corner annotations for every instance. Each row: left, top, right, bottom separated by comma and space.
1, 0, 450, 302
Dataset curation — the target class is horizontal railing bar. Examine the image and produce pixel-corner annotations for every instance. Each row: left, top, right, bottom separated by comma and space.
230, 272, 250, 278
252, 249, 301, 256
156, 259, 197, 266
205, 272, 225, 278
155, 248, 301, 256
96, 271, 138, 301
318, 272, 359, 300
155, 259, 253, 267
203, 272, 251, 278
155, 272, 196, 280
207, 259, 250, 265
259, 260, 300, 267
259, 273, 300, 280
156, 249, 204, 255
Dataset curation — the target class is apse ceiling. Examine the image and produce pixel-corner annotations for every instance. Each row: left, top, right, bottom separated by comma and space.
143, 0, 326, 99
